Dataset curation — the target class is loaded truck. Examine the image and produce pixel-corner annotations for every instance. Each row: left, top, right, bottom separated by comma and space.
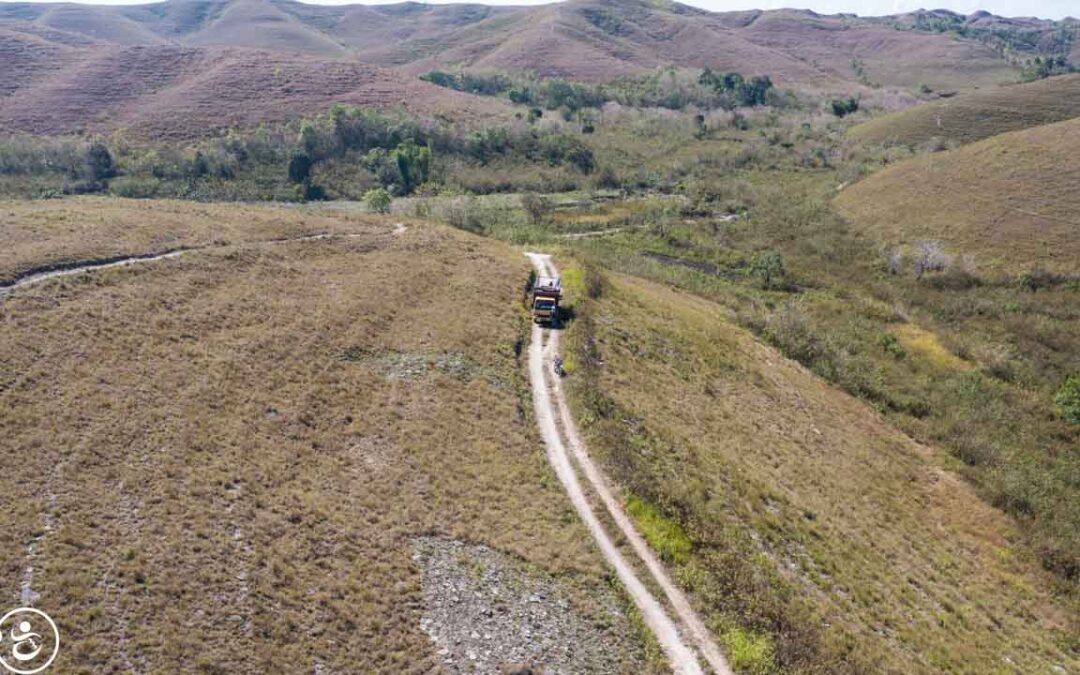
531, 275, 561, 326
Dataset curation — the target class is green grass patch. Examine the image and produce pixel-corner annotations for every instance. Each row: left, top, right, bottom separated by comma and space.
624, 493, 692, 566
721, 626, 777, 675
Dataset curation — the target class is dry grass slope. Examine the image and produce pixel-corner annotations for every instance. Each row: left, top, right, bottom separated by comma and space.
0, 41, 512, 139
0, 198, 370, 281
568, 271, 1077, 673
850, 74, 1080, 146
1, 0, 1020, 95
0, 199, 648, 673
738, 9, 1016, 93
836, 116, 1080, 273
184, 0, 347, 56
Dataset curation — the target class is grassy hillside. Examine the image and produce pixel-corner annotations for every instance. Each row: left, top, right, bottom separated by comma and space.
850, 74, 1080, 146
0, 198, 652, 673
184, 0, 347, 56
0, 198, 367, 281
564, 269, 1077, 673
34, 2, 167, 45
0, 41, 511, 140
737, 9, 1017, 93
0, 0, 1023, 94
837, 115, 1080, 273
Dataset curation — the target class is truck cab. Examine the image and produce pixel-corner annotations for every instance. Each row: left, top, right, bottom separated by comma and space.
531, 276, 562, 326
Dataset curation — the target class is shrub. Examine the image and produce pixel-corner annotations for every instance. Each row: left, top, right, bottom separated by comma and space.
521, 192, 553, 224
362, 187, 392, 214
912, 240, 952, 279
63, 179, 108, 195
699, 69, 774, 106
829, 97, 860, 117
750, 251, 786, 289
109, 176, 162, 199
82, 141, 116, 182
300, 179, 325, 202
1016, 268, 1073, 292
885, 248, 904, 275
878, 332, 906, 359
1056, 375, 1080, 425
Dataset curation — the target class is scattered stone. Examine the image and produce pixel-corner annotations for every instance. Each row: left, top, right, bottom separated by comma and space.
414, 537, 645, 674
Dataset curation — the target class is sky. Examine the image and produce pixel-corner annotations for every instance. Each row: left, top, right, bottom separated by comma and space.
0, 0, 1072, 21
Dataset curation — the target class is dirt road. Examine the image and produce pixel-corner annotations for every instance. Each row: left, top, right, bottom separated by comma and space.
524, 252, 732, 675
0, 229, 396, 297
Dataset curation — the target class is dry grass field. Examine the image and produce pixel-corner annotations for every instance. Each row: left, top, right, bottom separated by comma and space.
849, 74, 1080, 147
565, 270, 1078, 673
836, 116, 1080, 274
0, 200, 650, 673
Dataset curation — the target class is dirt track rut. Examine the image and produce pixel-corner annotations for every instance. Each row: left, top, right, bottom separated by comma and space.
0, 228, 406, 297
525, 252, 732, 675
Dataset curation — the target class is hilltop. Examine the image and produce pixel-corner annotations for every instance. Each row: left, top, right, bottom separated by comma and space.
0, 0, 1028, 93
837, 115, 1080, 273
849, 73, 1080, 146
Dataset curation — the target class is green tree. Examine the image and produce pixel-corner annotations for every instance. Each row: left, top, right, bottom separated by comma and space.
82, 141, 116, 181
288, 152, 313, 184
390, 139, 432, 194
363, 187, 392, 214
190, 151, 208, 178
830, 97, 860, 117
298, 123, 318, 155
751, 251, 786, 289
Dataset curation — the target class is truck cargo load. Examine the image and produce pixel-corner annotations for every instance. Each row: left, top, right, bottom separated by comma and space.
531, 276, 562, 326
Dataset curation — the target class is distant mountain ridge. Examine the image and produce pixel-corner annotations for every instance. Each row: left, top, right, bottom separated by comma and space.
2, 0, 1070, 88
2, 0, 1073, 140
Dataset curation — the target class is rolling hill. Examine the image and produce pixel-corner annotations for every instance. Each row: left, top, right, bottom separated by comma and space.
0, 198, 653, 672
849, 73, 1080, 146
836, 115, 1080, 273
730, 8, 1018, 92
565, 270, 1077, 673
0, 0, 1025, 94
0, 34, 512, 140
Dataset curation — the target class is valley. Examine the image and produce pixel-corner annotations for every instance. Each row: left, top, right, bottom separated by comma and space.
1, 0, 1078, 673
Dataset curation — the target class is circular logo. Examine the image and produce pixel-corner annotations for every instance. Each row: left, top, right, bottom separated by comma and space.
0, 609, 59, 674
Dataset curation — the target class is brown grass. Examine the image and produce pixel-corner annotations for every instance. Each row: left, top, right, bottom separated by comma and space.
836, 116, 1080, 274
0, 41, 511, 140
738, 9, 1017, 93
850, 74, 1080, 147
0, 199, 648, 673
3, 0, 1018, 101
566, 270, 1078, 673
0, 197, 373, 282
